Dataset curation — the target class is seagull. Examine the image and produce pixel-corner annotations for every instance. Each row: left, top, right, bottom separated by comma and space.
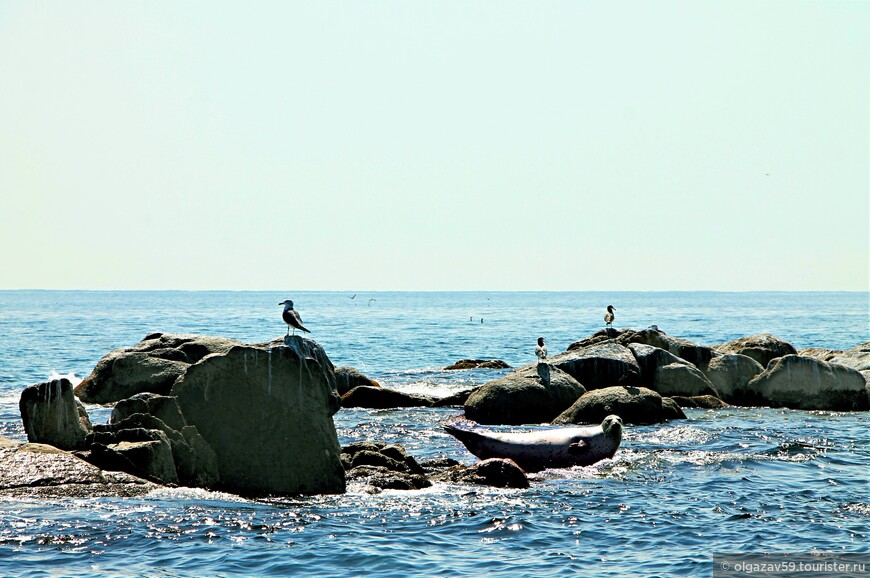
279, 300, 310, 335
349, 294, 357, 300
604, 305, 615, 328
535, 337, 547, 362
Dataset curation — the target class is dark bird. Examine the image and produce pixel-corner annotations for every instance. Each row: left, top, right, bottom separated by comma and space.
604, 305, 615, 328
279, 300, 310, 335
535, 337, 547, 361
349, 294, 357, 300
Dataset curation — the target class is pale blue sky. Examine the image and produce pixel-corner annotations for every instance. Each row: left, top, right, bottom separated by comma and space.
1, 1, 867, 290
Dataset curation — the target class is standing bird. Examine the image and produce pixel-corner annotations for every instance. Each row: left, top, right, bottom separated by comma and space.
604, 305, 616, 328
279, 300, 310, 336
535, 337, 547, 362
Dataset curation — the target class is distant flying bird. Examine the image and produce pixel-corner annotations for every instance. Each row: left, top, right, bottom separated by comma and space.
535, 337, 547, 361
604, 305, 615, 328
349, 294, 357, 300
368, 298, 376, 306
279, 300, 310, 336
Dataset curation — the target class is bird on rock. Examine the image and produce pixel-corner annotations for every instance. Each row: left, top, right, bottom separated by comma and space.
535, 337, 547, 362
604, 305, 616, 328
279, 300, 310, 336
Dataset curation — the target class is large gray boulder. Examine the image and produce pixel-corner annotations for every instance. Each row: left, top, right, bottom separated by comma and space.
111, 393, 187, 431
171, 337, 346, 496
715, 334, 797, 368
628, 343, 718, 396
431, 458, 530, 489
553, 386, 686, 425
20, 378, 93, 450
570, 328, 715, 368
798, 342, 870, 385
548, 342, 640, 390
701, 352, 765, 404
745, 355, 868, 411
464, 365, 586, 425
75, 333, 241, 404
0, 437, 156, 499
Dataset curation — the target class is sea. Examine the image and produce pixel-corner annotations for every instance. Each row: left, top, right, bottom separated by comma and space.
0, 290, 867, 577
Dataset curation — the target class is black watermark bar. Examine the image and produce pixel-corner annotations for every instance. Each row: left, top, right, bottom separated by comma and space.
714, 554, 870, 577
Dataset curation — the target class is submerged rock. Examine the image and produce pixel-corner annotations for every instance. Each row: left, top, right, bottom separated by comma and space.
745, 355, 868, 411
669, 395, 730, 409
464, 365, 585, 425
20, 378, 92, 451
342, 442, 430, 491
171, 338, 345, 496
444, 359, 512, 370
553, 386, 686, 425
341, 386, 435, 409
75, 333, 241, 404
431, 458, 530, 489
715, 334, 797, 368
0, 437, 156, 499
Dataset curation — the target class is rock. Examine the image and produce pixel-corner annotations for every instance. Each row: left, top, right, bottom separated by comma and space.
553, 386, 686, 425
548, 342, 640, 390
701, 352, 765, 404
431, 387, 480, 407
653, 363, 719, 397
798, 343, 870, 385
669, 395, 730, 409
341, 386, 436, 408
92, 413, 218, 488
0, 437, 156, 499
171, 337, 345, 496
19, 378, 93, 451
342, 442, 430, 491
444, 359, 512, 370
715, 334, 797, 368
745, 355, 868, 411
91, 429, 179, 485
464, 365, 586, 425
628, 343, 718, 396
75, 333, 242, 404
568, 328, 715, 368
432, 458, 530, 489
333, 366, 381, 396
111, 393, 186, 431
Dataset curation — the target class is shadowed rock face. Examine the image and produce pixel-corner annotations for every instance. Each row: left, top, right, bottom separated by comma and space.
0, 437, 156, 499
745, 355, 868, 411
341, 386, 435, 409
464, 365, 586, 425
548, 342, 640, 390
431, 458, 530, 489
171, 337, 346, 496
75, 333, 242, 404
20, 378, 92, 451
333, 366, 380, 395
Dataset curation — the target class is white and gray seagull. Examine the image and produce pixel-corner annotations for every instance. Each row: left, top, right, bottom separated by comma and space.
535, 337, 548, 361
279, 299, 310, 336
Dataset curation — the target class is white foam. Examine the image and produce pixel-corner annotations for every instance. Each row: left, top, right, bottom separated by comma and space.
47, 371, 83, 387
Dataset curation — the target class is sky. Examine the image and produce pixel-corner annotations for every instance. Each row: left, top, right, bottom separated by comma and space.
0, 1, 867, 291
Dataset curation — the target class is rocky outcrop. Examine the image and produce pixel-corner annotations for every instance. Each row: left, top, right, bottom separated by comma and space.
628, 344, 718, 397
701, 352, 765, 404
431, 458, 530, 489
432, 388, 480, 407
341, 442, 430, 491
341, 386, 435, 409
549, 342, 640, 390
715, 334, 797, 368
0, 437, 156, 499
110, 393, 186, 431
87, 413, 218, 488
171, 337, 346, 496
464, 365, 585, 425
745, 355, 868, 411
553, 386, 686, 425
75, 333, 241, 404
669, 395, 729, 409
334, 366, 380, 396
20, 378, 92, 450
444, 359, 511, 370
569, 328, 715, 368
798, 343, 870, 384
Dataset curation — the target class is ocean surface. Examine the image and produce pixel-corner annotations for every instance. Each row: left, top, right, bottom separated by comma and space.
0, 291, 867, 577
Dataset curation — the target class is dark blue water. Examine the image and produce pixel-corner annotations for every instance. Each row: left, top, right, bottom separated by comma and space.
0, 291, 868, 576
